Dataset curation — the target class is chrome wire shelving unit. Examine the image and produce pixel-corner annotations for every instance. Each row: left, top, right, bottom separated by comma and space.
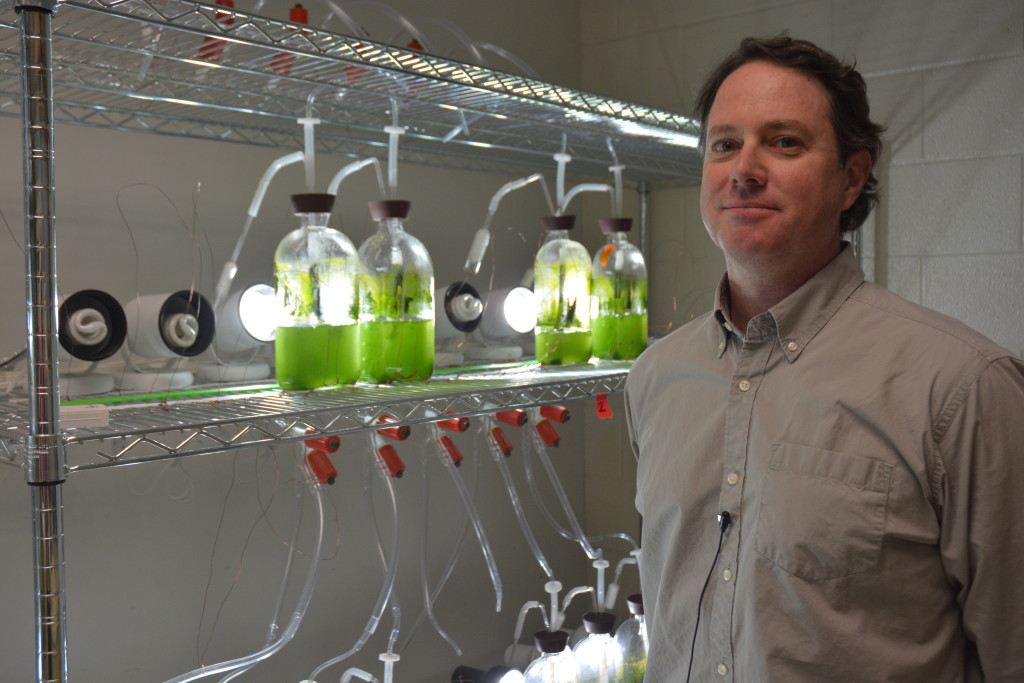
0, 1, 698, 680
0, 362, 630, 473
0, 0, 703, 181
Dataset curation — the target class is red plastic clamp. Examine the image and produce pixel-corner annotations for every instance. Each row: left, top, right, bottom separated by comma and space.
489, 426, 514, 457
495, 408, 528, 427
377, 444, 406, 478
304, 429, 340, 454
306, 449, 337, 485
535, 419, 561, 448
436, 412, 470, 433
540, 404, 571, 424
376, 415, 411, 441
438, 434, 464, 466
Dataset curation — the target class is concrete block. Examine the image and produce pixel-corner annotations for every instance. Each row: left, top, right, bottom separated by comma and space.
866, 71, 924, 165
831, 0, 1024, 76
887, 256, 923, 304
924, 56, 1024, 160
922, 253, 1024, 352
580, 0, 815, 44
581, 28, 686, 110
678, 1, 833, 111
887, 156, 1022, 256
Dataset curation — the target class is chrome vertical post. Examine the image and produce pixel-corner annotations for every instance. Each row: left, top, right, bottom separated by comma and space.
18, 0, 67, 680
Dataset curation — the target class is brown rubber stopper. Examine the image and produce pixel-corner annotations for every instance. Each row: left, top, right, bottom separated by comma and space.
368, 200, 411, 221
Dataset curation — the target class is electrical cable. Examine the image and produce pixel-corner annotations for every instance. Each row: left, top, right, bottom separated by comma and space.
684, 511, 732, 683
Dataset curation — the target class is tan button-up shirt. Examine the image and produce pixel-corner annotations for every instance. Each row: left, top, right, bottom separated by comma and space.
625, 246, 1024, 682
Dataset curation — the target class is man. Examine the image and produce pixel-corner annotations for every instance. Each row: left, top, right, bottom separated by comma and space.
624, 36, 1024, 682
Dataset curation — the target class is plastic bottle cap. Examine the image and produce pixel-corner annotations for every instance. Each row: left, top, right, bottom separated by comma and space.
533, 628, 570, 654
626, 593, 644, 616
541, 215, 576, 231
599, 217, 633, 234
582, 611, 616, 635
368, 199, 411, 220
290, 193, 335, 214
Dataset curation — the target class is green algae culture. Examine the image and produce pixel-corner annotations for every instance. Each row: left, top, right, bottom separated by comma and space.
533, 215, 592, 364
357, 200, 434, 382
591, 218, 648, 360
274, 193, 361, 390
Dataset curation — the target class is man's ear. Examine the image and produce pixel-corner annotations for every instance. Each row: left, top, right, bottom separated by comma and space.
842, 149, 872, 210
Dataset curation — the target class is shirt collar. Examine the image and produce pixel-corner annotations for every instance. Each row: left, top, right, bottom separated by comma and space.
712, 243, 866, 361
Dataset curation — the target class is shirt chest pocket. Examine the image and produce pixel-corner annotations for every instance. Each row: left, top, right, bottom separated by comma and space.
754, 443, 892, 582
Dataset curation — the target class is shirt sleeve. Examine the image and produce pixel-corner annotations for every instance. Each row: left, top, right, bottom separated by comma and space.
936, 354, 1024, 681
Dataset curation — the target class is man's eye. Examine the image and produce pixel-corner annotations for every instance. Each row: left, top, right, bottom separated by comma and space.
775, 136, 801, 149
710, 139, 738, 153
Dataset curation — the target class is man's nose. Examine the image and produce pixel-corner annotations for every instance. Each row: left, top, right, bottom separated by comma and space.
729, 145, 766, 187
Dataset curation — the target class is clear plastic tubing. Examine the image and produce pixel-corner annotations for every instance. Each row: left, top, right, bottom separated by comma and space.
418, 433, 462, 655
401, 431, 483, 654
465, 174, 554, 275
217, 462, 308, 683
606, 139, 624, 218
214, 150, 304, 309
339, 669, 378, 683
308, 442, 401, 682
561, 585, 595, 615
557, 183, 612, 217
385, 113, 404, 199
513, 601, 550, 645
604, 554, 639, 611
553, 152, 570, 212
593, 559, 609, 612
527, 425, 601, 560
433, 425, 503, 611
327, 158, 388, 201
313, 0, 370, 36
345, 0, 434, 52
163, 451, 326, 683
485, 416, 554, 579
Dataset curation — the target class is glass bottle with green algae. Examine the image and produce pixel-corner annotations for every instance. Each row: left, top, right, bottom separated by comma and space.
357, 200, 434, 382
591, 218, 647, 360
534, 215, 593, 364
274, 193, 361, 390
572, 611, 624, 683
523, 629, 577, 683
614, 594, 648, 683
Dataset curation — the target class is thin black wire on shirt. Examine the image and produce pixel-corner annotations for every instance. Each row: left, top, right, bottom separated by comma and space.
685, 517, 731, 683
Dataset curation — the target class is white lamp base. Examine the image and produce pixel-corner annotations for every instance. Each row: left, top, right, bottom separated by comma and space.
59, 373, 115, 397
464, 345, 525, 362
194, 361, 271, 383
118, 369, 194, 393
434, 351, 465, 368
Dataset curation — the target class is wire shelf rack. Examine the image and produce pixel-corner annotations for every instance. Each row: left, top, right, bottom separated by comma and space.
0, 362, 631, 474
0, 0, 702, 182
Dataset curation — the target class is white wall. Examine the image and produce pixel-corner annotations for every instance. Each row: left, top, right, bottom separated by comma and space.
0, 2, 651, 682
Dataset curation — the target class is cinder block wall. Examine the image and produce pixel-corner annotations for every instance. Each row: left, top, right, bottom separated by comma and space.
578, 0, 1024, 566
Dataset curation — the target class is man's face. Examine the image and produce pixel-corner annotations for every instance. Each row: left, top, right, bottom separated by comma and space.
699, 60, 867, 274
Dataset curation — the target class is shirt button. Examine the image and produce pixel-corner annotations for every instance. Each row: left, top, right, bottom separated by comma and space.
786, 341, 798, 352
723, 568, 734, 581
726, 472, 740, 486
718, 663, 729, 676
738, 379, 751, 392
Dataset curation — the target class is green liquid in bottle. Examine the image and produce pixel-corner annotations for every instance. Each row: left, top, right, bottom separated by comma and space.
275, 324, 360, 390
535, 329, 593, 365
592, 313, 647, 360
360, 319, 434, 382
